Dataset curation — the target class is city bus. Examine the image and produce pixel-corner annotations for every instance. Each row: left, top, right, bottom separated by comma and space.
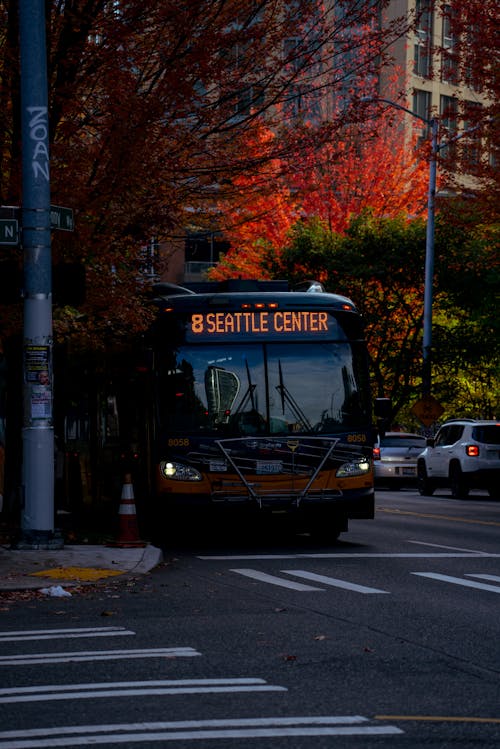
140, 279, 380, 539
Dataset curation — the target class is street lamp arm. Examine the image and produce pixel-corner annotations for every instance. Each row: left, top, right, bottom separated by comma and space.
360, 96, 435, 126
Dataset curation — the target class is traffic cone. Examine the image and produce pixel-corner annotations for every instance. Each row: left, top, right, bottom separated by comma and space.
107, 474, 146, 548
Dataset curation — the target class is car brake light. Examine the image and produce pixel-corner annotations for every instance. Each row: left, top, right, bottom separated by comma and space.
373, 447, 381, 460
466, 444, 480, 457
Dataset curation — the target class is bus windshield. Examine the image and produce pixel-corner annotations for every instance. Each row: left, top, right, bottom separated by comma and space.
155, 341, 370, 437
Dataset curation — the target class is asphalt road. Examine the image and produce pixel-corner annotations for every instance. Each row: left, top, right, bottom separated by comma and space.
0, 487, 499, 748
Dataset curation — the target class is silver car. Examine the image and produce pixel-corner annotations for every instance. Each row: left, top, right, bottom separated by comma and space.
373, 431, 427, 489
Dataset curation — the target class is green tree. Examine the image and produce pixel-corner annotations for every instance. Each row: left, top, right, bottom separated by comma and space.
275, 211, 499, 425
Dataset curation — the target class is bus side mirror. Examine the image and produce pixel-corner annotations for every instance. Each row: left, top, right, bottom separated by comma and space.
374, 397, 392, 438
374, 398, 392, 419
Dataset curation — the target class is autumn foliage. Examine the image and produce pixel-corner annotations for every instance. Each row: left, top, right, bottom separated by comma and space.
211, 107, 430, 279
1, 0, 413, 344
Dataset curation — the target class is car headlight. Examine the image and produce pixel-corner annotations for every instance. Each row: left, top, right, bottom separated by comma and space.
159, 461, 202, 481
336, 458, 371, 478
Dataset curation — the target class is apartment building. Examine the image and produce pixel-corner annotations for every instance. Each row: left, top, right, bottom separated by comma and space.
380, 1, 489, 157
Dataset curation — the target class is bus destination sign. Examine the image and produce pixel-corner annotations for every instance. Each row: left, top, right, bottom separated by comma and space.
188, 310, 342, 341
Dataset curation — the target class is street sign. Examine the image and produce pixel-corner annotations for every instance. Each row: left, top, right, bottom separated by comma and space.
0, 219, 19, 245
411, 395, 444, 427
50, 205, 74, 231
1, 205, 74, 237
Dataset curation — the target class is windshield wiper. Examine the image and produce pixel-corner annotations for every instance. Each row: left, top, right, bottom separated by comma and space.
276, 360, 312, 431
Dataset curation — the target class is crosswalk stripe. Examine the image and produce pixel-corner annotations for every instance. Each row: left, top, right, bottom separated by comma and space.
412, 572, 500, 593
282, 570, 389, 594
0, 678, 286, 704
0, 647, 201, 666
465, 573, 500, 583
230, 568, 322, 590
0, 627, 134, 643
0, 716, 403, 747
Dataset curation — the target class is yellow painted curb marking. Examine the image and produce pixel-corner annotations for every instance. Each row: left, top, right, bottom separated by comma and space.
31, 567, 124, 581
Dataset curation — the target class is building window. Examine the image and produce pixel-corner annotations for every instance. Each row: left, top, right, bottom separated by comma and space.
461, 102, 483, 172
413, 89, 432, 145
413, 89, 431, 120
440, 95, 457, 132
439, 95, 458, 159
440, 4, 459, 83
414, 41, 431, 78
464, 29, 483, 92
414, 0, 433, 78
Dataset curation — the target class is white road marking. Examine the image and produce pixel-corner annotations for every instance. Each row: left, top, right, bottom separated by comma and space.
0, 716, 403, 747
408, 540, 489, 554
0, 627, 134, 643
0, 647, 200, 666
200, 552, 497, 560
230, 568, 323, 590
0, 678, 286, 704
282, 570, 389, 594
412, 572, 500, 593
465, 573, 500, 583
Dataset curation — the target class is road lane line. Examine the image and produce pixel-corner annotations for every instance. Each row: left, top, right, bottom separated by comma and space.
0, 647, 201, 666
230, 568, 323, 590
412, 572, 500, 593
281, 570, 389, 594
378, 507, 500, 527
200, 552, 498, 560
408, 540, 489, 554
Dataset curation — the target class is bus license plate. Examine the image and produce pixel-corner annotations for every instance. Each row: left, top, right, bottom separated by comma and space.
210, 461, 227, 472
256, 461, 283, 474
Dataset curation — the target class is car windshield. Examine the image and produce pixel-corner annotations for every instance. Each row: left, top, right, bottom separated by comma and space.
154, 341, 371, 436
380, 435, 426, 448
472, 425, 500, 444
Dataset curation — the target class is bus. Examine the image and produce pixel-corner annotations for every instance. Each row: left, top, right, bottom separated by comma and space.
140, 279, 380, 539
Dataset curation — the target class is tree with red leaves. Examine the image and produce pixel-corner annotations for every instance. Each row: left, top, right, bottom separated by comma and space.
436, 0, 499, 217
212, 106, 430, 279
0, 0, 414, 346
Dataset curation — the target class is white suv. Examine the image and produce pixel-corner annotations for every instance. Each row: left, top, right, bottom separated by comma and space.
417, 419, 500, 499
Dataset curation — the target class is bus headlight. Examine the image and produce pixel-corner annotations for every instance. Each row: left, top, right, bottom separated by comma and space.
160, 461, 202, 481
336, 458, 371, 478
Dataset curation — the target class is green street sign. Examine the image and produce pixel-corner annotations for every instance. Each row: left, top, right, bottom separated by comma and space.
1, 205, 74, 238
0, 219, 19, 245
50, 205, 74, 231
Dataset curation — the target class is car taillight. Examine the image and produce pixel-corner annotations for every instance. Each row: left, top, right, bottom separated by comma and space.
373, 447, 381, 460
466, 444, 480, 457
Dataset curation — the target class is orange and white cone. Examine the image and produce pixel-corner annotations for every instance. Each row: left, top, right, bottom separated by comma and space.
108, 474, 146, 548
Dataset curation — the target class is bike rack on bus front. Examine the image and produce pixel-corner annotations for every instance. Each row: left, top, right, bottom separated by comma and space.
214, 436, 340, 508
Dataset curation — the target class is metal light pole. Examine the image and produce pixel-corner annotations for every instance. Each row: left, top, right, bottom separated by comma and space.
362, 97, 438, 397
17, 0, 60, 548
422, 116, 438, 397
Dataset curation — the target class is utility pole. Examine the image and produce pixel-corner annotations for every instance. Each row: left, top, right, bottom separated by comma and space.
17, 0, 61, 548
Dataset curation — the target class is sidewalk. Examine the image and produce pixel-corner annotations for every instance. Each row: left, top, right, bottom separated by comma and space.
0, 541, 163, 592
